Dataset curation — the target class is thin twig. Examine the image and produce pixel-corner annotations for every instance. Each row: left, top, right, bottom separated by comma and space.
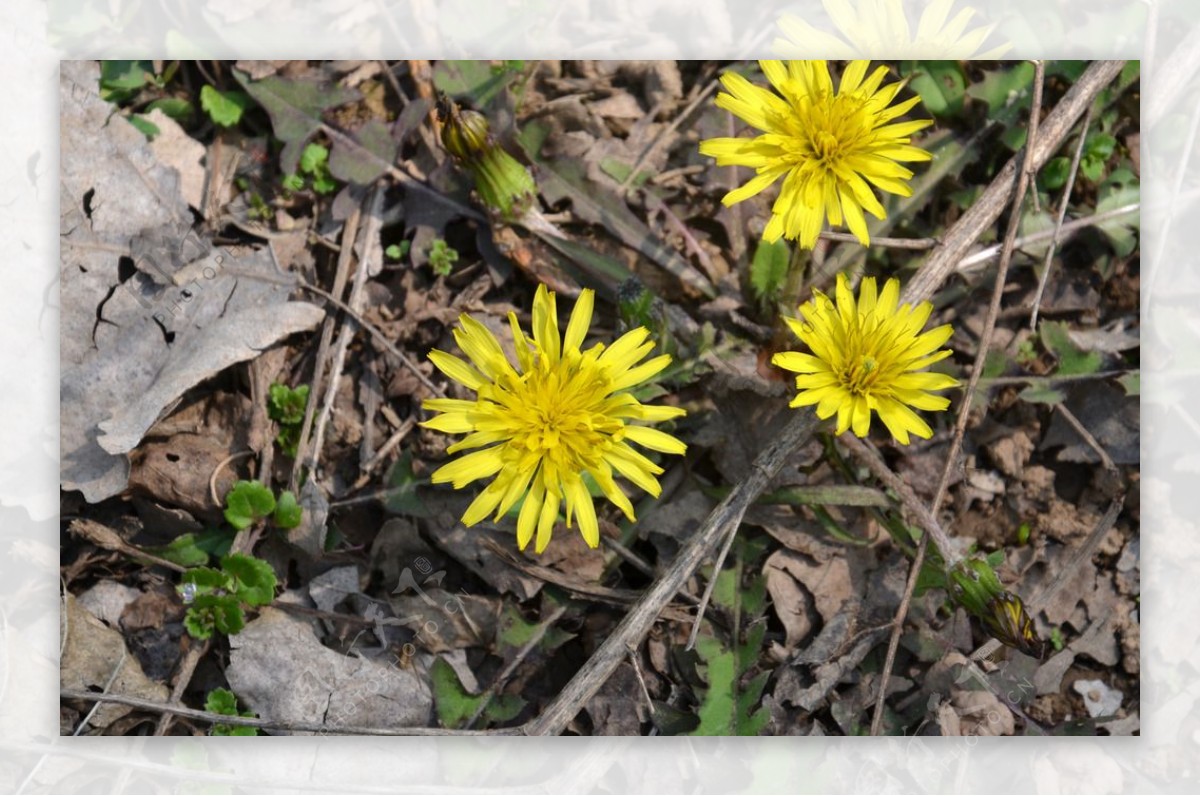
308, 188, 383, 483
618, 78, 719, 197
958, 202, 1139, 271
298, 281, 444, 398
685, 506, 742, 651
465, 604, 569, 729
208, 449, 254, 507
628, 649, 657, 717
818, 231, 940, 250
979, 369, 1131, 387
1030, 103, 1095, 329
290, 206, 361, 493
153, 639, 210, 736
839, 436, 962, 569
61, 689, 517, 736
1054, 402, 1118, 473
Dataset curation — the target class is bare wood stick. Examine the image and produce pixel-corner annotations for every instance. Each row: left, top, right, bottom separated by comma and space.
839, 436, 962, 569
819, 231, 939, 250
959, 202, 1138, 270
1030, 103, 1095, 329
903, 60, 1126, 305
61, 689, 517, 736
308, 188, 383, 481
289, 206, 362, 493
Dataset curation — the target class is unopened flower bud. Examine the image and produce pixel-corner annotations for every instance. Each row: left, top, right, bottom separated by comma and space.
438, 98, 536, 220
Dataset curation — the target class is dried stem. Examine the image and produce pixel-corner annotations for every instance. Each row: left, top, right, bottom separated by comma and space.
1030, 103, 1095, 329
61, 689, 516, 736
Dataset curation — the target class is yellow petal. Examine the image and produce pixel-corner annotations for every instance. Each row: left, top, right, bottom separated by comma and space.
563, 288, 594, 354
623, 425, 687, 455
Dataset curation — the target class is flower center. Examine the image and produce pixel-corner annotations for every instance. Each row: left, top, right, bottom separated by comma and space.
507, 356, 624, 474
842, 352, 880, 396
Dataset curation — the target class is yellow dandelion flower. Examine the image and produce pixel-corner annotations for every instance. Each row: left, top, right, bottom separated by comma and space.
773, 273, 959, 444
699, 60, 932, 249
422, 285, 687, 554
773, 0, 1011, 60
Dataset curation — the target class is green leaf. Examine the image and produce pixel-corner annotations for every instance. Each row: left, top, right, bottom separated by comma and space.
428, 239, 459, 277
902, 60, 965, 118
433, 60, 518, 108
430, 657, 525, 729
1086, 132, 1118, 161
1018, 384, 1066, 405
273, 490, 303, 530
128, 115, 160, 139
748, 239, 790, 304
689, 634, 770, 735
385, 241, 410, 261
221, 553, 277, 606
207, 594, 247, 636
99, 60, 154, 102
1117, 371, 1140, 396
268, 383, 309, 426
184, 605, 215, 640
327, 118, 398, 186
1096, 183, 1139, 258
200, 85, 251, 127
496, 603, 574, 653
1040, 320, 1102, 376
145, 533, 210, 568
223, 480, 276, 530
205, 687, 240, 716
181, 566, 231, 594
145, 97, 194, 124
299, 142, 329, 174
1041, 156, 1071, 191
516, 120, 715, 299
384, 451, 429, 517
966, 61, 1035, 124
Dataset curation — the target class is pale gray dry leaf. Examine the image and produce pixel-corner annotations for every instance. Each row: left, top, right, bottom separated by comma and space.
585, 662, 645, 736
145, 108, 206, 210
60, 61, 325, 502
308, 565, 361, 614
936, 689, 1015, 737
97, 302, 324, 454
763, 548, 855, 652
1040, 382, 1139, 465
386, 589, 501, 653
226, 607, 432, 734
60, 594, 169, 731
77, 581, 141, 628
1074, 678, 1125, 718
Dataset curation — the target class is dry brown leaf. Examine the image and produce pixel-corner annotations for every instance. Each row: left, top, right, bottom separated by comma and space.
60, 594, 170, 731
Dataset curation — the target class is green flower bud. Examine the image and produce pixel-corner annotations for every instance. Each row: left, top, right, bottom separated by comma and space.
949, 556, 1044, 658
438, 97, 537, 220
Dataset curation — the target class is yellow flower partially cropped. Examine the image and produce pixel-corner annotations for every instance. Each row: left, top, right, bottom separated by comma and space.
699, 60, 932, 249
774, 0, 1011, 60
773, 274, 959, 444
422, 285, 687, 554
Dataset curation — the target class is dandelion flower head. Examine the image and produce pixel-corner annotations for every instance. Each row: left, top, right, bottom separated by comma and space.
422, 285, 687, 553
772, 274, 959, 444
700, 60, 932, 249
773, 0, 1011, 61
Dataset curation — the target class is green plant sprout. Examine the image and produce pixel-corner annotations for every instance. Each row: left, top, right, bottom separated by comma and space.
205, 687, 259, 736
283, 142, 337, 195
428, 239, 459, 276
223, 480, 303, 531
179, 552, 277, 640
385, 241, 411, 261
267, 383, 310, 458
